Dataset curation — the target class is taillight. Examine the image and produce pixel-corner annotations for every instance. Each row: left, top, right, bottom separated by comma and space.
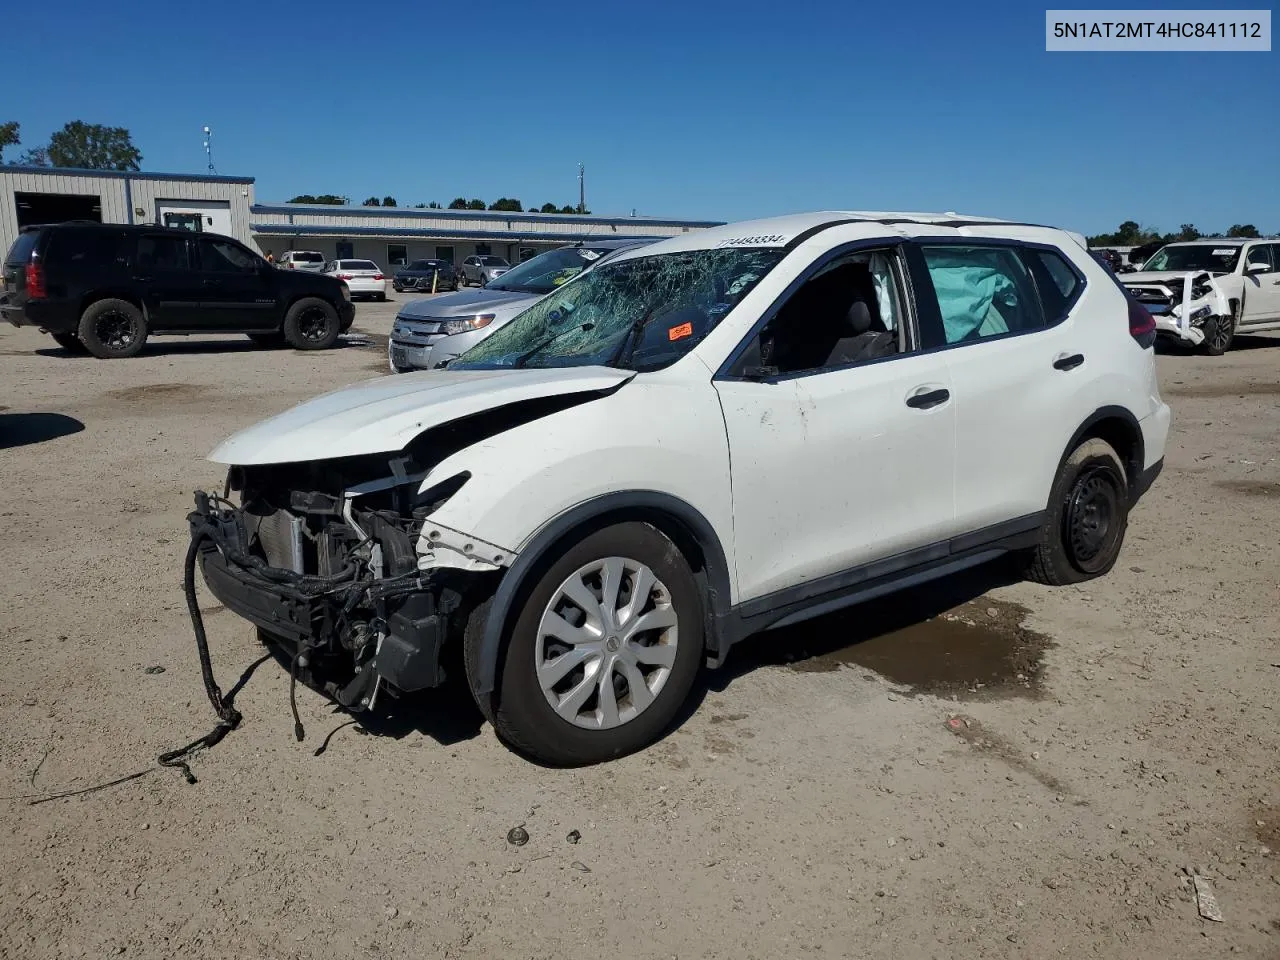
373, 274, 383, 280
337, 273, 352, 280
25, 262, 46, 299
1127, 297, 1156, 348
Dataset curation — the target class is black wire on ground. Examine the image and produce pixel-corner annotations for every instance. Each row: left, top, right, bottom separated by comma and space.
156, 528, 243, 784
289, 651, 306, 742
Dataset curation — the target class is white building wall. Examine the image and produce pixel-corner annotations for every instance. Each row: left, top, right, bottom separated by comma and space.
130, 178, 255, 243
0, 171, 127, 253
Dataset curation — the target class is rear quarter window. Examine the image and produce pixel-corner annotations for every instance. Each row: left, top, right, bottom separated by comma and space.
5, 231, 40, 264
45, 229, 121, 268
1021, 247, 1085, 324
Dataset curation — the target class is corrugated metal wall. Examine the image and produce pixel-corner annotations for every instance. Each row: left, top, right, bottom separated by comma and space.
250, 207, 695, 239
1, 170, 256, 254
0, 171, 128, 253
131, 179, 255, 243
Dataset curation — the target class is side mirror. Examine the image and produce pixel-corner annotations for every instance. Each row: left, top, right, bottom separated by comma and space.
1246, 260, 1270, 274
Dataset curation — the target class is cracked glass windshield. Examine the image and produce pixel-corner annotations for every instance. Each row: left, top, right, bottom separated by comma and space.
450, 248, 784, 371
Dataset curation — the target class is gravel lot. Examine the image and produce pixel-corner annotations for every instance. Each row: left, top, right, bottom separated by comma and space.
2, 298, 1278, 960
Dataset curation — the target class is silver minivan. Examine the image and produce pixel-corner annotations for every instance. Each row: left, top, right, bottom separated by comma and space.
388, 239, 657, 373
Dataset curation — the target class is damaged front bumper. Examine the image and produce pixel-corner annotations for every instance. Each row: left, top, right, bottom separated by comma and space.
1122, 272, 1229, 346
188, 491, 471, 710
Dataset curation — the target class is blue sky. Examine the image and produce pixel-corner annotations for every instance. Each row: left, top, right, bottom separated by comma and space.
3, 0, 1275, 234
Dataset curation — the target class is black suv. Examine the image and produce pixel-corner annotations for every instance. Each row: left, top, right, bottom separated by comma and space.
1, 222, 355, 358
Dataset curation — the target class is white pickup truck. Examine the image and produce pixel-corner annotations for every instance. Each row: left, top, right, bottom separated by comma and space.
1120, 239, 1280, 355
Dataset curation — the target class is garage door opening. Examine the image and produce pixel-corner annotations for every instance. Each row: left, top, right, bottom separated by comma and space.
15, 192, 102, 229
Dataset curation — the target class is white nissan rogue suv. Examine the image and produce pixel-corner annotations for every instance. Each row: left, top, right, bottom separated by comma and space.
187, 212, 1170, 766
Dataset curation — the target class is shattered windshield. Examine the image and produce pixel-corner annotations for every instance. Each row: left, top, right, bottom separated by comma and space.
486, 245, 624, 295
450, 248, 784, 372
1143, 245, 1241, 274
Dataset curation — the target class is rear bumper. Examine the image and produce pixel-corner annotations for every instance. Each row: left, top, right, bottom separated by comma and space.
1, 298, 77, 333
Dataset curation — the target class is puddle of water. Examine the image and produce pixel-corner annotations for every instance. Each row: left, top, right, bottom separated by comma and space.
1165, 381, 1280, 399
783, 597, 1051, 700
1217, 479, 1280, 498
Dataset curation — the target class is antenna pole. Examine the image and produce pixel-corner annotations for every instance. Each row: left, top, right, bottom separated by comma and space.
578, 163, 585, 214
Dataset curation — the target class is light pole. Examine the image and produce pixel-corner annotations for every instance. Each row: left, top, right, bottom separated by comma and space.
202, 126, 215, 174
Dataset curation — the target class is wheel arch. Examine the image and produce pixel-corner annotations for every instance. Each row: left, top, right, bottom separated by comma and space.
471, 491, 734, 696
79, 290, 149, 325
1058, 406, 1145, 497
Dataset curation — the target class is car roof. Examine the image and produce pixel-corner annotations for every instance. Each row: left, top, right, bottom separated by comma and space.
1160, 239, 1250, 247
603, 211, 1076, 262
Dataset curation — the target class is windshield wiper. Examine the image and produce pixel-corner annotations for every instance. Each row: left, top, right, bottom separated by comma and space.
512, 322, 595, 368
606, 301, 662, 369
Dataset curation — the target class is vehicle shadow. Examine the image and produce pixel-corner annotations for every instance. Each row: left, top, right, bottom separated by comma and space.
33, 336, 377, 360
1227, 333, 1280, 351
0, 412, 86, 450
261, 639, 486, 749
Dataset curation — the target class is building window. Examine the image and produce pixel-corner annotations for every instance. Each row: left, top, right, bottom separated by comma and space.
475, 242, 491, 256
519, 247, 538, 262
435, 245, 455, 264
336, 240, 354, 259
388, 243, 408, 266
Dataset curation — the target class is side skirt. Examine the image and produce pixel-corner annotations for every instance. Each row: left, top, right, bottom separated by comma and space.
719, 513, 1044, 647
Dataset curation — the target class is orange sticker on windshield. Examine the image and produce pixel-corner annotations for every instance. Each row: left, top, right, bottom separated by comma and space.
668, 322, 693, 341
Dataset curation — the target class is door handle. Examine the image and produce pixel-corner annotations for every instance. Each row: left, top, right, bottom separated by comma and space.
131, 276, 152, 282
905, 387, 950, 410
1053, 353, 1085, 371
202, 278, 221, 286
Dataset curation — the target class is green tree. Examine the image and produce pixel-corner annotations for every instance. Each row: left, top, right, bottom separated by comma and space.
288, 194, 317, 203
382, 196, 397, 207
427, 201, 441, 209
539, 202, 559, 213
45, 121, 141, 171
0, 121, 18, 163
1174, 224, 1201, 241
1227, 223, 1260, 238
362, 196, 380, 206
488, 197, 523, 212
466, 199, 486, 210
447, 197, 468, 209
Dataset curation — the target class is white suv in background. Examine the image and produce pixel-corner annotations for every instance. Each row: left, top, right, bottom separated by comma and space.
276, 250, 327, 272
192, 212, 1170, 766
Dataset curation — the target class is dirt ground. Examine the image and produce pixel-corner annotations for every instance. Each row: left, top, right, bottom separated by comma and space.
2, 298, 1278, 960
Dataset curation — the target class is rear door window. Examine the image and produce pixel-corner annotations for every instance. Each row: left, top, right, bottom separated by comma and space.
294, 251, 324, 263
136, 235, 191, 271
918, 245, 1045, 347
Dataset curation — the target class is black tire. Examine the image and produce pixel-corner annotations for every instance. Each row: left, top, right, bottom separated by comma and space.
247, 332, 286, 347
1201, 308, 1236, 356
392, 284, 403, 293
1024, 438, 1130, 586
376, 292, 387, 302
77, 298, 147, 359
282, 297, 341, 350
51, 332, 88, 354
473, 522, 704, 766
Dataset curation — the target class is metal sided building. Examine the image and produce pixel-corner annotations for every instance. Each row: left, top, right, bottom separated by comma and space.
248, 204, 725, 268
0, 166, 256, 253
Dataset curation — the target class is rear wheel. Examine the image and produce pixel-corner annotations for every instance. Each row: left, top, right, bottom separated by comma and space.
476, 522, 704, 766
51, 332, 88, 354
77, 299, 147, 359
1024, 438, 1129, 585
282, 298, 340, 350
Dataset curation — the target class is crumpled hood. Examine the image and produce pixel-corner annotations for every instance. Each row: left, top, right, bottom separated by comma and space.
210, 367, 635, 465
396, 288, 536, 319
1122, 270, 1212, 286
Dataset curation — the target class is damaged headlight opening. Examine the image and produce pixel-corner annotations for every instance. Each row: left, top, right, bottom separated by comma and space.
195, 450, 486, 742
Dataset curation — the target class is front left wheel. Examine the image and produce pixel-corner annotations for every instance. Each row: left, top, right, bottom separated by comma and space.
1200, 309, 1235, 356
282, 298, 341, 350
478, 522, 704, 766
